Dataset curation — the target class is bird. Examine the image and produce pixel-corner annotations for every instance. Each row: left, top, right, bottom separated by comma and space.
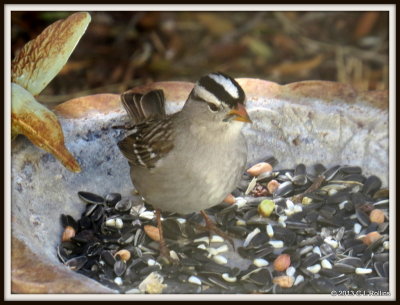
117, 72, 252, 259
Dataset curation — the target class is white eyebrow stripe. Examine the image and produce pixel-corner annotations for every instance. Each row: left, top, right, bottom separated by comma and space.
209, 74, 239, 99
193, 85, 222, 106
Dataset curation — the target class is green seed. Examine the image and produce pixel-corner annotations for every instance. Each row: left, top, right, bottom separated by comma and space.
258, 199, 275, 217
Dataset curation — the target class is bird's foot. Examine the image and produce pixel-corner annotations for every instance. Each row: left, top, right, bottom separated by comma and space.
200, 210, 235, 250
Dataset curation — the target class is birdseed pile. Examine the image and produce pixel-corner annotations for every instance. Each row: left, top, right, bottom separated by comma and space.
57, 160, 390, 294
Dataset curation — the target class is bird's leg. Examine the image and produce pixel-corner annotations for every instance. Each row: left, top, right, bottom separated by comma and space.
200, 210, 235, 250
155, 209, 172, 262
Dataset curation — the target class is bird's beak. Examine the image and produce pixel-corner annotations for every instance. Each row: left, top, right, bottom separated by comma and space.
227, 104, 252, 123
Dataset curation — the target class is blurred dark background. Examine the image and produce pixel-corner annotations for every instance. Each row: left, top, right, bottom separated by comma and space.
11, 11, 389, 106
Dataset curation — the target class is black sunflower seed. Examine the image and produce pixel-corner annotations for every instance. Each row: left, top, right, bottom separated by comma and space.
362, 175, 382, 196
78, 191, 105, 205
105, 193, 122, 206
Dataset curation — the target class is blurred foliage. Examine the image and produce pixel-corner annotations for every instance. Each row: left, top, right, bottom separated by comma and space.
11, 11, 389, 105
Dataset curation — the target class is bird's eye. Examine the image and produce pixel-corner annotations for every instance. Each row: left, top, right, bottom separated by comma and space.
208, 103, 220, 112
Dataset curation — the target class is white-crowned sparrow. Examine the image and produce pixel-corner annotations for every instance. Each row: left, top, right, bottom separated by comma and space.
118, 72, 251, 215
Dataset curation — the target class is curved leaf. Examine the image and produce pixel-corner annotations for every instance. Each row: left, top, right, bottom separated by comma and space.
11, 12, 91, 96
12, 83, 81, 172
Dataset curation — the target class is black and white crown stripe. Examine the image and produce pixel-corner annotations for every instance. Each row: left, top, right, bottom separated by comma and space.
192, 72, 245, 109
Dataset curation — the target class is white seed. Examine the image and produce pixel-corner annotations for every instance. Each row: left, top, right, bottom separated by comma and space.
215, 244, 229, 254
188, 275, 202, 285
245, 177, 257, 195
321, 259, 332, 269
105, 218, 116, 227
234, 197, 247, 208
286, 266, 296, 277
383, 241, 389, 250
285, 172, 293, 180
355, 267, 373, 275
176, 218, 186, 224
324, 236, 339, 248
139, 211, 155, 220
293, 205, 303, 213
207, 247, 218, 256
125, 288, 142, 294
306, 264, 321, 274
278, 216, 287, 227
286, 199, 295, 210
294, 275, 304, 286
197, 244, 207, 250
114, 277, 123, 286
338, 200, 348, 210
312, 246, 322, 257
147, 259, 156, 266
328, 189, 338, 196
269, 240, 284, 248
299, 245, 313, 256
284, 209, 295, 216
236, 219, 246, 226
115, 218, 123, 229
243, 227, 261, 247
222, 273, 237, 282
241, 267, 262, 280
253, 258, 269, 267
169, 250, 180, 261
266, 224, 274, 237
353, 223, 362, 234
213, 255, 228, 265
349, 214, 357, 219
194, 236, 210, 244
210, 235, 224, 243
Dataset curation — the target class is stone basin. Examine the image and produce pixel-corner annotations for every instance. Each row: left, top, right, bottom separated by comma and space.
11, 78, 388, 293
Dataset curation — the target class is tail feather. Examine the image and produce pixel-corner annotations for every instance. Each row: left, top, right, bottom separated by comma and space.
121, 90, 166, 124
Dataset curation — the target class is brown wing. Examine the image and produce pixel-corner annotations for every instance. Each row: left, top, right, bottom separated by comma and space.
117, 118, 174, 168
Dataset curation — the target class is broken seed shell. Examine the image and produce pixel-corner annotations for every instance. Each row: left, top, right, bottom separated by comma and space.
273, 275, 294, 288
115, 249, 131, 262
245, 177, 258, 195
